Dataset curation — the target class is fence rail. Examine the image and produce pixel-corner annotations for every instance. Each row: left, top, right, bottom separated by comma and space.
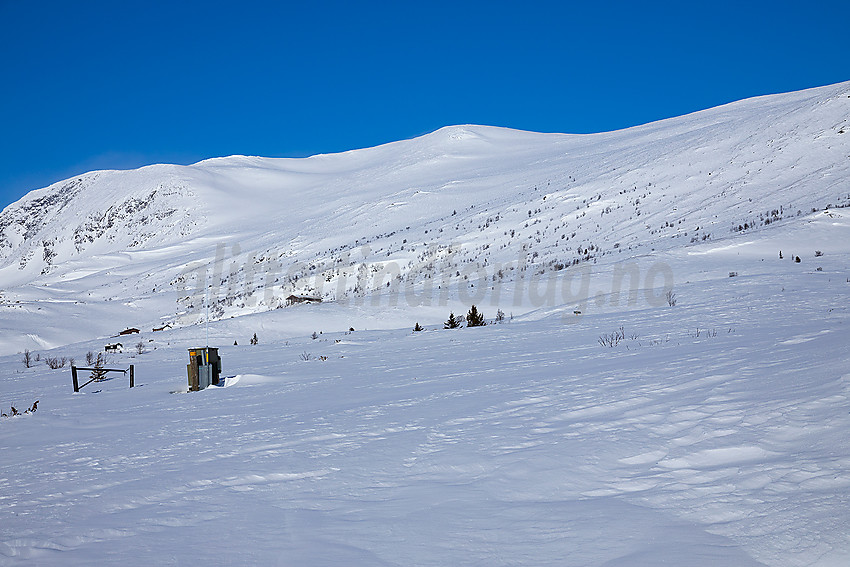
71, 365, 135, 392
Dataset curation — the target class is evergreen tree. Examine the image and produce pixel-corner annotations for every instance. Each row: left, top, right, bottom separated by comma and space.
466, 305, 486, 327
250, 333, 258, 345
90, 352, 107, 382
444, 312, 461, 329
413, 322, 423, 332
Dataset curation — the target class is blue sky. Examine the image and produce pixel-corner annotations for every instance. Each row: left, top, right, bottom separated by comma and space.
1, 0, 847, 209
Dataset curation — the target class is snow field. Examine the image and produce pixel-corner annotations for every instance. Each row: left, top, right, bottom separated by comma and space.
2, 228, 849, 565
1, 81, 850, 566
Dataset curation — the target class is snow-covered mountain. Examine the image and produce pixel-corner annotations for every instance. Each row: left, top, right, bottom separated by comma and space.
2, 82, 850, 565
1, 81, 849, 350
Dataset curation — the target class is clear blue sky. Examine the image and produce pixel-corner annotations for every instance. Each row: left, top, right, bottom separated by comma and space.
1, 0, 847, 209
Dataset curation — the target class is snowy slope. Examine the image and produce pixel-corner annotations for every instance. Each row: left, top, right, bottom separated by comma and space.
1, 224, 849, 565
1, 81, 849, 351
1, 82, 850, 566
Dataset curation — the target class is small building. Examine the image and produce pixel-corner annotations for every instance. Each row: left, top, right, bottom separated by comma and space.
285, 295, 322, 307
152, 323, 172, 332
105, 343, 123, 353
120, 328, 140, 335
187, 347, 222, 391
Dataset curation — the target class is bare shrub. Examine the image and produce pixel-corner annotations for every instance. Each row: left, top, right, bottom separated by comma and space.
690, 328, 718, 338
0, 402, 37, 418
598, 327, 625, 347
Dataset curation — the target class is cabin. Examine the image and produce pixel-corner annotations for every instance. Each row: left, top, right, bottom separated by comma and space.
105, 343, 123, 353
119, 328, 140, 335
285, 295, 322, 307
152, 323, 172, 332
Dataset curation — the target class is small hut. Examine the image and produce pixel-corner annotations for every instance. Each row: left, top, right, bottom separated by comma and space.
285, 295, 322, 307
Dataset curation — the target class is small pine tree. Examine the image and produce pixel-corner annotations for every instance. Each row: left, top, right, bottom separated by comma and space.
495, 309, 505, 323
90, 353, 107, 382
413, 322, 423, 332
250, 333, 258, 345
466, 305, 486, 327
444, 313, 461, 329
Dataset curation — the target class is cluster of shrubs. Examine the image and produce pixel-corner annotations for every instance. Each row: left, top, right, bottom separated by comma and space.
1, 400, 38, 418
414, 306, 506, 332
23, 349, 75, 370
25, 342, 153, 370
779, 250, 823, 262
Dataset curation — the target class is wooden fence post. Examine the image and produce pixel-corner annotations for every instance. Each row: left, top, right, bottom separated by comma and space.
188, 363, 199, 392
129, 365, 134, 388
71, 366, 79, 393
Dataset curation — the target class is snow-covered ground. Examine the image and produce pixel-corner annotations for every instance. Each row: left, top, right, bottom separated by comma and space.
2, 82, 850, 565
2, 209, 849, 565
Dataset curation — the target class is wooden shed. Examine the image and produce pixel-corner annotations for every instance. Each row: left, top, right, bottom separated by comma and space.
285, 295, 322, 307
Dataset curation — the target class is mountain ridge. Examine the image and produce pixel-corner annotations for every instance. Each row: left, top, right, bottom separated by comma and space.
1, 80, 849, 350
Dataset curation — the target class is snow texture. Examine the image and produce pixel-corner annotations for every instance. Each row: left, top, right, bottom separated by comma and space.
1, 81, 850, 566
